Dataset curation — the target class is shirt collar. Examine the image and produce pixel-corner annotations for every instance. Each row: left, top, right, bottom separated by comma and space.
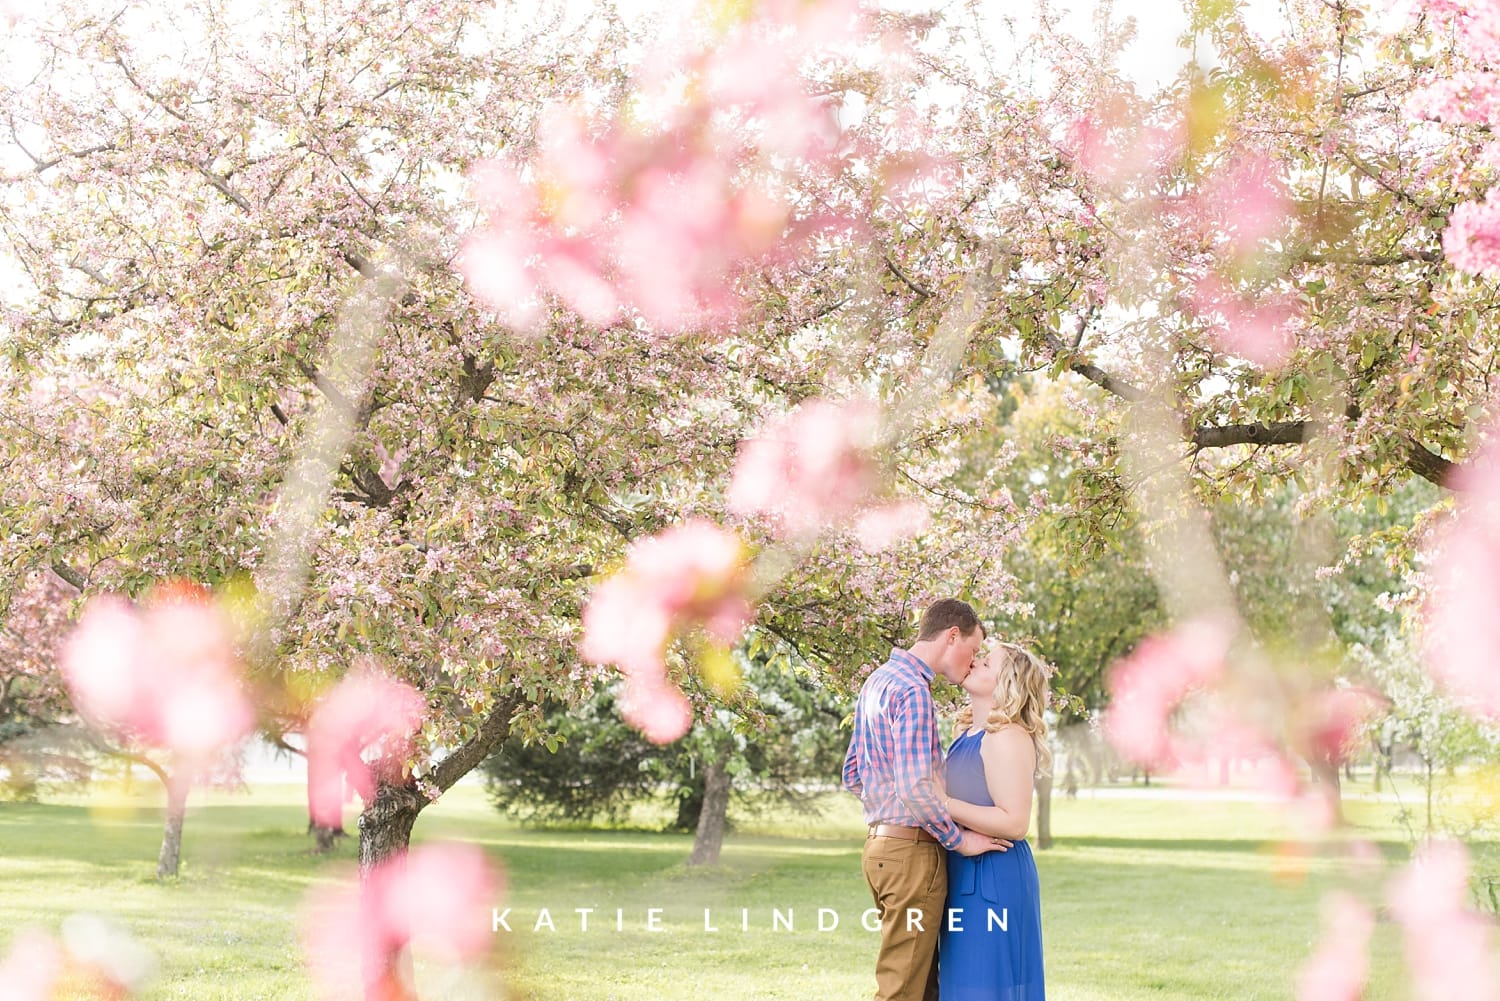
888, 647, 934, 682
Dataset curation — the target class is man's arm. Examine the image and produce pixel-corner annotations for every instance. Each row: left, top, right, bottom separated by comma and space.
841, 734, 862, 795
889, 689, 962, 850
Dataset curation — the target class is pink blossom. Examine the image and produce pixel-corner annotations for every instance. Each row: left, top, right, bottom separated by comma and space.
1387, 839, 1500, 1001
0, 929, 63, 1001
1295, 891, 1374, 1001
1196, 153, 1293, 259
619, 678, 694, 744
60, 582, 253, 758
580, 520, 750, 742
1424, 424, 1500, 717
727, 398, 883, 538
459, 2, 858, 335
1414, 1, 1500, 67
1103, 619, 1232, 771
853, 500, 932, 553
1442, 196, 1500, 279
1062, 105, 1185, 188
305, 668, 426, 828
1303, 686, 1388, 764
1191, 275, 1298, 369
1407, 72, 1500, 126
302, 842, 501, 1001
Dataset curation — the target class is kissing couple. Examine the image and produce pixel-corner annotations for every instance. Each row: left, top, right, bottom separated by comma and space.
842, 597, 1051, 1001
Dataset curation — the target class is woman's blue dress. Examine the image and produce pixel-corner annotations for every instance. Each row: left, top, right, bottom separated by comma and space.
939, 729, 1046, 1001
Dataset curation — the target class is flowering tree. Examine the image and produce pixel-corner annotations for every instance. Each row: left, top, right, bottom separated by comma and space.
0, 570, 87, 799
0, 0, 1021, 887
7, 0, 1500, 997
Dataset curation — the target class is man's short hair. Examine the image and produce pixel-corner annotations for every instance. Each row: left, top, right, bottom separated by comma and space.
916, 598, 985, 641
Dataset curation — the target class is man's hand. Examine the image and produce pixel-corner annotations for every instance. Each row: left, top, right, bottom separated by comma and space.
954, 829, 1013, 856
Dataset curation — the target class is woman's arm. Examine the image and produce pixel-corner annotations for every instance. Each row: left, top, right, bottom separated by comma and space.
945, 726, 1036, 840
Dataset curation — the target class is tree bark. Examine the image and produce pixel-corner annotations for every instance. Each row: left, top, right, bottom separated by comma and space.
358, 780, 426, 875
1036, 324, 1461, 488
1309, 757, 1344, 824
156, 771, 190, 879
688, 759, 732, 866
1033, 773, 1053, 850
311, 822, 345, 854
350, 694, 522, 1001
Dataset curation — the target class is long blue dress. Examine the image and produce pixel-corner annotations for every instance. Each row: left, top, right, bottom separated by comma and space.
939, 729, 1046, 1001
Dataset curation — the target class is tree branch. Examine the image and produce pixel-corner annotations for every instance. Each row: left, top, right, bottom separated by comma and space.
1191, 421, 1315, 450
429, 691, 524, 793
49, 562, 87, 591
1189, 420, 1456, 487
1037, 326, 1146, 402
110, 749, 172, 788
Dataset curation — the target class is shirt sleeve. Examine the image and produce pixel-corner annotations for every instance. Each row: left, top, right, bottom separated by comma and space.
890, 687, 962, 850
841, 734, 862, 796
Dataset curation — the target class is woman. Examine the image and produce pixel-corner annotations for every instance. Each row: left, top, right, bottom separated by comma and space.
939, 642, 1051, 1001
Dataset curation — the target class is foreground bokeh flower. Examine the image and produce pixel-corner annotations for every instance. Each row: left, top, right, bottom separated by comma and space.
301, 842, 502, 1001
305, 667, 427, 828
60, 581, 253, 758
580, 520, 751, 742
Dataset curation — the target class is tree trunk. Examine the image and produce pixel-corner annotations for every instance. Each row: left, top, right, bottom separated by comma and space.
688, 759, 731, 866
358, 780, 426, 874
156, 772, 190, 879
1309, 757, 1344, 824
356, 781, 427, 1001
311, 822, 346, 854
673, 771, 706, 831
1034, 773, 1053, 850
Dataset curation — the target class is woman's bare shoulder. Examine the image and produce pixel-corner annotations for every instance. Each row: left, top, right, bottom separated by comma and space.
980, 724, 1036, 760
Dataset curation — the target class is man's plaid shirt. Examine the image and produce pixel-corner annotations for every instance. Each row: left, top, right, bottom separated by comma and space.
841, 647, 961, 849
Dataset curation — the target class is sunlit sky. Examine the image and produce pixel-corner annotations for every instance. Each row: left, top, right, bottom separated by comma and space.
0, 0, 1416, 309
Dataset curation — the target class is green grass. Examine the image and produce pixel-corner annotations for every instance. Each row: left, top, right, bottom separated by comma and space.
0, 777, 1493, 1000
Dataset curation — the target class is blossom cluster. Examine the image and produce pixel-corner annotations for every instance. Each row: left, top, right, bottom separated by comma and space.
461, 0, 861, 334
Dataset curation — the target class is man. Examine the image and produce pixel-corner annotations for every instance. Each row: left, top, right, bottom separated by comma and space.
842, 598, 1010, 1001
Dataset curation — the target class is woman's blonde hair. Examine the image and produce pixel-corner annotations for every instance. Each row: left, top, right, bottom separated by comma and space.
955, 643, 1054, 778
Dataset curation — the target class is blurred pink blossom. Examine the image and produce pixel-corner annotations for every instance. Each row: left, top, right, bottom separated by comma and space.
1295, 891, 1374, 1001
1191, 275, 1298, 368
1103, 618, 1232, 771
1387, 839, 1500, 1001
1424, 424, 1500, 718
1442, 197, 1500, 279
305, 668, 427, 828
728, 398, 883, 538
0, 929, 63, 1001
580, 520, 750, 742
1409, 2, 1500, 275
619, 678, 694, 745
302, 842, 501, 1001
1195, 153, 1294, 258
1303, 686, 1389, 765
853, 500, 931, 553
1062, 104, 1185, 188
1176, 709, 1302, 800
460, 1, 859, 335
60, 582, 253, 758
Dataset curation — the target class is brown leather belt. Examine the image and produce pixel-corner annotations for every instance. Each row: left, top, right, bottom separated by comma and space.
868, 823, 938, 844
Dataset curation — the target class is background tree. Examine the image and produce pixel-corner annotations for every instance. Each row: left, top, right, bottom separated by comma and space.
483, 650, 850, 866
0, 0, 1024, 895
0, 570, 89, 800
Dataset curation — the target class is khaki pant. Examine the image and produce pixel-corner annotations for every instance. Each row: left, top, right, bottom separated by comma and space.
861, 835, 946, 1001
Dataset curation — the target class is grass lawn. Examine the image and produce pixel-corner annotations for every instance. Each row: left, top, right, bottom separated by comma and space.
0, 773, 1493, 1000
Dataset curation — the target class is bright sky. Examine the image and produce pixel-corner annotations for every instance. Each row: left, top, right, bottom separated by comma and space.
0, 0, 1413, 312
